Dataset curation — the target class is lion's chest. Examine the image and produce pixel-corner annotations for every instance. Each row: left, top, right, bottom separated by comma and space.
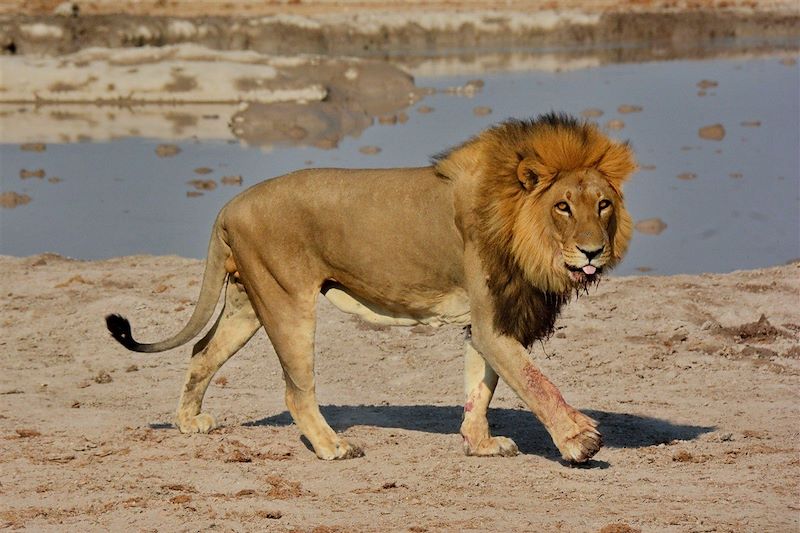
322, 284, 471, 328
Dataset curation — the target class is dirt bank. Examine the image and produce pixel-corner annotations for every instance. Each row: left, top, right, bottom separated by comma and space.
1, 254, 798, 531
2, 1, 798, 60
6, 0, 795, 17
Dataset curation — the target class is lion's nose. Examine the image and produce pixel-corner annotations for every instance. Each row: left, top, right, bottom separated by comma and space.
577, 245, 604, 262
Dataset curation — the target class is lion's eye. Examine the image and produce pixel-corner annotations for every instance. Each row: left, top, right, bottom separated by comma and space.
599, 199, 612, 212
555, 201, 571, 214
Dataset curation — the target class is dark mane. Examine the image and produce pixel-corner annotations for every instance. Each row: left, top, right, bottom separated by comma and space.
485, 247, 570, 348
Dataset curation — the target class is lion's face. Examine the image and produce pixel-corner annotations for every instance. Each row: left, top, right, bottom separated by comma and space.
437, 115, 636, 296
544, 169, 623, 285
512, 167, 632, 294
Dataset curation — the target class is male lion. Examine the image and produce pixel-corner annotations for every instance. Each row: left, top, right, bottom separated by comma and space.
106, 113, 635, 463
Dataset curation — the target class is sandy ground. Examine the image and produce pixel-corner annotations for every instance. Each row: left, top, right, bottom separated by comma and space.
0, 253, 798, 532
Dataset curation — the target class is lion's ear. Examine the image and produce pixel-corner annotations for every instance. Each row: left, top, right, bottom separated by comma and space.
516, 156, 538, 191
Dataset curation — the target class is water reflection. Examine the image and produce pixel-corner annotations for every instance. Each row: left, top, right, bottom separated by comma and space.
1, 54, 797, 276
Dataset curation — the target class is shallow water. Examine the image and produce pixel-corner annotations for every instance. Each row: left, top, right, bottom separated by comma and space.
1, 54, 798, 275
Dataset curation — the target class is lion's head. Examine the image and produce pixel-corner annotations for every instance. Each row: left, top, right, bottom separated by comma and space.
516, 164, 633, 292
434, 113, 636, 346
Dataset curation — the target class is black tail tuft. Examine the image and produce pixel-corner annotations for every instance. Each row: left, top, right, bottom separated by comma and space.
106, 313, 138, 351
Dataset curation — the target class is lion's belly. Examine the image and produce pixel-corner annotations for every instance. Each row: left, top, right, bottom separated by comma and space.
322, 283, 471, 328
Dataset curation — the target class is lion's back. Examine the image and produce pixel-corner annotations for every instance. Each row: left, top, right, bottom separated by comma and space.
219, 166, 466, 294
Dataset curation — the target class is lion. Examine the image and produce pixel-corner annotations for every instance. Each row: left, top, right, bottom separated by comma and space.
106, 112, 635, 463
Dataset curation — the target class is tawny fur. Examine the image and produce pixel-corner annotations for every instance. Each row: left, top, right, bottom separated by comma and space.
107, 113, 636, 463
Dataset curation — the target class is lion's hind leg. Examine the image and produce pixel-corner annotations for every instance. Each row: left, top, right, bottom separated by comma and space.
460, 341, 519, 457
254, 291, 363, 460
176, 280, 260, 434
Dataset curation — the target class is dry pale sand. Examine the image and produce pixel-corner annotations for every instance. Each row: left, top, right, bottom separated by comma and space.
1, 253, 798, 532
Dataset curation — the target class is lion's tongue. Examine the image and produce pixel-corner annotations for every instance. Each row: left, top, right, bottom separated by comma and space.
582, 265, 597, 275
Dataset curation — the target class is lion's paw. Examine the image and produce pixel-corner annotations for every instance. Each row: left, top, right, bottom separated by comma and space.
555, 411, 602, 463
316, 439, 365, 461
464, 436, 519, 457
177, 413, 217, 434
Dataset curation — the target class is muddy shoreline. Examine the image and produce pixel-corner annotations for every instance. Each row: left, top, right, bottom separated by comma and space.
2, 9, 798, 60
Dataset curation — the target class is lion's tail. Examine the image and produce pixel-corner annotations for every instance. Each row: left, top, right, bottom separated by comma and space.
105, 218, 230, 353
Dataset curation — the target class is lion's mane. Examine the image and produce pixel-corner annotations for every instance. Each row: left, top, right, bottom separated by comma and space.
433, 113, 636, 347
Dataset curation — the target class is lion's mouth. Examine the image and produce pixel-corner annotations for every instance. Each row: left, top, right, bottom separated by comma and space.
566, 263, 602, 283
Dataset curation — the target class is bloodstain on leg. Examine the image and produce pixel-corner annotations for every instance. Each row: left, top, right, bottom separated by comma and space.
521, 362, 567, 419
464, 382, 488, 414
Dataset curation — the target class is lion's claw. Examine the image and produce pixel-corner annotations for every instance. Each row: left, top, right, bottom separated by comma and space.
560, 427, 603, 463
317, 439, 364, 461
555, 410, 603, 463
334, 443, 365, 460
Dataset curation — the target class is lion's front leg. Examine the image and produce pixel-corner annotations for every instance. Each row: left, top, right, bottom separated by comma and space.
460, 340, 518, 457
464, 247, 601, 463
472, 331, 602, 463
517, 359, 602, 462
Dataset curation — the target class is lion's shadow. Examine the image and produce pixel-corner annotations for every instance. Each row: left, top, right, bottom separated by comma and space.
245, 405, 714, 460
